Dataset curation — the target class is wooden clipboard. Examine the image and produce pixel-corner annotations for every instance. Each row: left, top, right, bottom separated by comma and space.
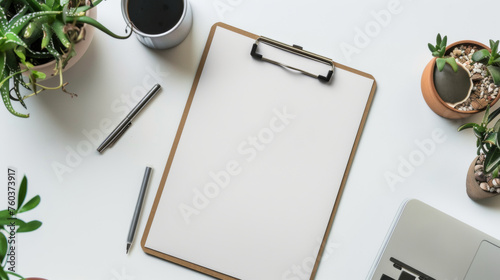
141, 22, 376, 280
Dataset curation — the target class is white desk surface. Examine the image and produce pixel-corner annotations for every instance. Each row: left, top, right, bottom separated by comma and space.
1, 0, 499, 279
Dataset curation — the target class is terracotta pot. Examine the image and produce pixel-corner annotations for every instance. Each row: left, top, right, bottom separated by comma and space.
421, 40, 497, 119
466, 156, 499, 201
23, 7, 97, 79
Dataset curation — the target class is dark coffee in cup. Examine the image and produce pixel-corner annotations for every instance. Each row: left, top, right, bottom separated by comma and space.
121, 0, 192, 49
127, 0, 184, 35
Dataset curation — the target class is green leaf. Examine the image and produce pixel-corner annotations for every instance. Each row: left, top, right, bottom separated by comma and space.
485, 132, 497, 145
488, 106, 500, 124
7, 5, 29, 27
31, 70, 46, 79
41, 23, 52, 50
0, 74, 29, 118
445, 57, 458, 72
16, 220, 42, 233
436, 34, 442, 45
0, 6, 8, 35
439, 48, 446, 58
0, 52, 5, 81
474, 124, 486, 139
67, 15, 133, 39
492, 57, 500, 65
0, 217, 24, 226
494, 165, 500, 179
0, 232, 7, 263
0, 210, 13, 219
483, 105, 491, 125
490, 39, 499, 55
7, 11, 59, 34
441, 35, 447, 48
485, 146, 500, 173
472, 49, 490, 63
17, 175, 27, 209
487, 65, 500, 86
17, 195, 40, 213
21, 0, 44, 12
51, 19, 71, 48
436, 58, 446, 71
14, 46, 26, 64
2, 32, 29, 51
496, 131, 500, 150
457, 122, 476, 131
0, 265, 8, 280
428, 43, 436, 53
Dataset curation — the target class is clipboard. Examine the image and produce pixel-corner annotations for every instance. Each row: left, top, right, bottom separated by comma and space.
141, 22, 376, 280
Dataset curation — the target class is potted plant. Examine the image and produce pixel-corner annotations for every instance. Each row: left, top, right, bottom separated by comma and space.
421, 34, 500, 119
0, 0, 131, 118
0, 175, 43, 279
459, 105, 500, 200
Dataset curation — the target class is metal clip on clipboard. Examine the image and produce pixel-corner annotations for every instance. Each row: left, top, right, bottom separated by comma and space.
250, 36, 335, 82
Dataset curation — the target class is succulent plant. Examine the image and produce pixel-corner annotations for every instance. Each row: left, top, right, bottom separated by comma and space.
0, 0, 131, 118
472, 39, 500, 86
459, 105, 500, 177
428, 33, 459, 72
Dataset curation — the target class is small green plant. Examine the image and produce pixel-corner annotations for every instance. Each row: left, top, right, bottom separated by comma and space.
0, 175, 42, 280
428, 33, 459, 72
0, 0, 131, 118
458, 105, 500, 177
471, 39, 500, 86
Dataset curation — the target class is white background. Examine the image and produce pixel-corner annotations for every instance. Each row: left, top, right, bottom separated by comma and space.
1, 0, 499, 279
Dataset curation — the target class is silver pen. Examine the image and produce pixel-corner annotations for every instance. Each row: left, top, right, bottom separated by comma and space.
97, 84, 161, 153
127, 166, 152, 254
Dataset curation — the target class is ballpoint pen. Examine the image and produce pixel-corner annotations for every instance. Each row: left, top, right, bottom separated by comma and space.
97, 84, 161, 153
127, 166, 152, 254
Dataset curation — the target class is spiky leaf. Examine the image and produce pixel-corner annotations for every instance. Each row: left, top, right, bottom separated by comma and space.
0, 75, 29, 117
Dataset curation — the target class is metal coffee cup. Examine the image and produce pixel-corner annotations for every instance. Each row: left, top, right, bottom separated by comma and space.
121, 0, 193, 49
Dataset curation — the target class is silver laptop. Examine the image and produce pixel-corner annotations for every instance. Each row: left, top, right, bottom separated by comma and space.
368, 199, 500, 280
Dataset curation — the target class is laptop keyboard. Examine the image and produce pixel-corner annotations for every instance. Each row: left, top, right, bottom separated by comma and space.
380, 258, 435, 280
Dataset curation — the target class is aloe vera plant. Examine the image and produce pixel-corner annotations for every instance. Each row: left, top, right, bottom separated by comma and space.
0, 0, 131, 118
458, 105, 500, 177
472, 39, 500, 86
